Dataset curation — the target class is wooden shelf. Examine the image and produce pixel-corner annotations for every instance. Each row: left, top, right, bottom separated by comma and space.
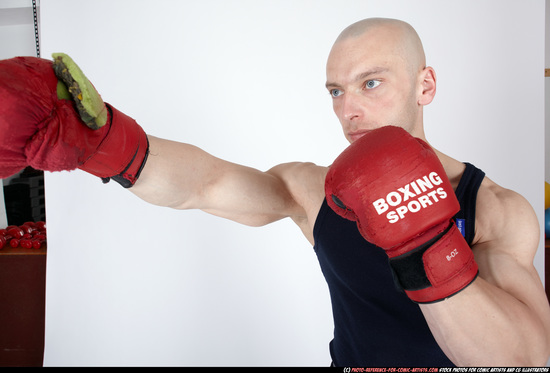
0, 245, 46, 366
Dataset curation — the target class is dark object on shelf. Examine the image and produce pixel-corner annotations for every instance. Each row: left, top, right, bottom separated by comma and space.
3, 168, 45, 226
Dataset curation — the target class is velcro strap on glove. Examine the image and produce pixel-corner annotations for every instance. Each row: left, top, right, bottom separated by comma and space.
78, 104, 149, 187
389, 222, 479, 303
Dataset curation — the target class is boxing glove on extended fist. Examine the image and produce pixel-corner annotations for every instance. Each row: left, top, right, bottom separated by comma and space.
0, 54, 148, 187
326, 126, 478, 303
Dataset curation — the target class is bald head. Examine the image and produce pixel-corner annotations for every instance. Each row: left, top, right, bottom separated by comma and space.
326, 18, 436, 140
333, 18, 426, 77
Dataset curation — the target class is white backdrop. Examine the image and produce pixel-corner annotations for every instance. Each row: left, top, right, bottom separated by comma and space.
39, 0, 546, 367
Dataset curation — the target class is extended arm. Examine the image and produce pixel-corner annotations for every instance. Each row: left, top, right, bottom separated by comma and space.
130, 136, 305, 227
0, 54, 308, 230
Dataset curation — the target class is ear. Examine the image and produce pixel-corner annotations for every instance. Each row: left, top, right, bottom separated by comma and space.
417, 66, 436, 106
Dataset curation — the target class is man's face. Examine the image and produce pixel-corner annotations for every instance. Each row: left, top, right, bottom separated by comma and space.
326, 30, 421, 143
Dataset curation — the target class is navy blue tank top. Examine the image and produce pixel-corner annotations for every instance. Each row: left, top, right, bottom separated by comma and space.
313, 163, 485, 367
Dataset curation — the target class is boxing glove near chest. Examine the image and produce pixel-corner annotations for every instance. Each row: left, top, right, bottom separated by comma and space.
325, 126, 478, 303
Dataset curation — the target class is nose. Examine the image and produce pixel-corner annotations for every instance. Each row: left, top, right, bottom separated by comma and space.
340, 93, 362, 122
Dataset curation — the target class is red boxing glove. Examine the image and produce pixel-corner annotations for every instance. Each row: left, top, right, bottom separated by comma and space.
0, 55, 148, 187
325, 126, 478, 303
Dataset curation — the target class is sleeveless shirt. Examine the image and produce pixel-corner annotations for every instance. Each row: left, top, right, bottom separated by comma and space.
313, 162, 485, 367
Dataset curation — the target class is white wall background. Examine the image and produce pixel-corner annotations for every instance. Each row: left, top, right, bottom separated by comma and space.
0, 0, 37, 59
30, 0, 547, 367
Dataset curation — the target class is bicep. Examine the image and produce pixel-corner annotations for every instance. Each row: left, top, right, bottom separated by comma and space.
200, 162, 303, 226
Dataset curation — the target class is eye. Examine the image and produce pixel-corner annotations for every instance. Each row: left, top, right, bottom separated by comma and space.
330, 88, 343, 98
365, 79, 381, 89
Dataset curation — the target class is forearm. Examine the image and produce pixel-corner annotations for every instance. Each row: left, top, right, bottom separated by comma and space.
420, 277, 550, 366
129, 135, 214, 208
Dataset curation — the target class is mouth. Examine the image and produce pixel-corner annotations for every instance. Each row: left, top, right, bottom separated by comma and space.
348, 130, 373, 143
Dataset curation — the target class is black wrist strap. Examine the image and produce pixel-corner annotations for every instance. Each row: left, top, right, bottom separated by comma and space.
388, 224, 452, 291
101, 138, 150, 188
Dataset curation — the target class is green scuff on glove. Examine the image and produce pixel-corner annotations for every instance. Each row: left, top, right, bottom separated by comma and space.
52, 53, 108, 130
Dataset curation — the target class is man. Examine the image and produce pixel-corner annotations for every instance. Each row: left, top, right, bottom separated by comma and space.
1, 18, 549, 366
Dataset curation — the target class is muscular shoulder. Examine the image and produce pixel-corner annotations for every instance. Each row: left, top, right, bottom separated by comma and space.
470, 176, 550, 341
437, 152, 539, 262
267, 162, 328, 243
473, 176, 539, 263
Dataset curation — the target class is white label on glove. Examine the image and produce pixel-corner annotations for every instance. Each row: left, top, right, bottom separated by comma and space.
372, 172, 448, 223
